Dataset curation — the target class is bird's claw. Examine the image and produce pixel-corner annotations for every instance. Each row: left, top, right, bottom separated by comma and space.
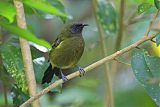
60, 69, 68, 82
61, 75, 68, 82
78, 66, 85, 77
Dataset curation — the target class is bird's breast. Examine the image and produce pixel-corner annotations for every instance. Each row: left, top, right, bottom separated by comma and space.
49, 36, 84, 69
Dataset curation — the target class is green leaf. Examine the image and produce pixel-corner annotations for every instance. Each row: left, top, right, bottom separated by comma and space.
154, 0, 160, 9
97, 1, 117, 35
23, 0, 68, 18
1, 37, 49, 90
11, 85, 30, 107
0, 2, 16, 23
0, 22, 51, 49
1, 42, 28, 93
138, 3, 152, 14
156, 34, 160, 46
146, 56, 160, 77
43, 75, 63, 93
48, 0, 67, 22
33, 57, 49, 83
33, 57, 62, 92
24, 4, 36, 15
131, 49, 160, 106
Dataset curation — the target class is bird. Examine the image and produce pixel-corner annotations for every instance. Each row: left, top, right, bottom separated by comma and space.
41, 23, 88, 84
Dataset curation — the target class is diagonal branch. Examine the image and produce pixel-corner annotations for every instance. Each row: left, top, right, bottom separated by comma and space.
20, 32, 158, 107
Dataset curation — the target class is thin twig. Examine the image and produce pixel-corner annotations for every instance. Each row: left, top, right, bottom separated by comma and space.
127, 13, 153, 26
13, 0, 40, 107
151, 39, 156, 43
115, 0, 125, 51
145, 10, 159, 36
20, 32, 158, 107
92, 0, 114, 107
114, 58, 131, 66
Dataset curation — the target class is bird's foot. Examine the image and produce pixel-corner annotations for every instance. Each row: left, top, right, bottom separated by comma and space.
78, 66, 85, 77
60, 69, 68, 82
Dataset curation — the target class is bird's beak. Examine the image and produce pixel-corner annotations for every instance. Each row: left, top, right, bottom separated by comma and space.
83, 24, 88, 26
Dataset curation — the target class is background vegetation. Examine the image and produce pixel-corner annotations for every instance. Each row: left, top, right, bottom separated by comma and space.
0, 0, 160, 107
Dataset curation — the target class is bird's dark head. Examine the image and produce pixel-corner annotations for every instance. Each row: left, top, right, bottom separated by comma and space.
70, 23, 88, 34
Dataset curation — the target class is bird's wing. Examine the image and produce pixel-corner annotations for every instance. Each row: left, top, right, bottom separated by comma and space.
52, 31, 69, 48
52, 37, 62, 49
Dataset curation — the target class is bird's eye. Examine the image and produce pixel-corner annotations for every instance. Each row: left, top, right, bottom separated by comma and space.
77, 24, 82, 26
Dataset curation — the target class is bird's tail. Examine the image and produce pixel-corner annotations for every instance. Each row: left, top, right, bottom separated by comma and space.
41, 64, 60, 84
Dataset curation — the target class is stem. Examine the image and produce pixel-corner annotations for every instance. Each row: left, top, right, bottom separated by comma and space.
114, 58, 131, 66
115, 0, 125, 51
0, 27, 8, 106
145, 10, 159, 36
13, 0, 40, 107
151, 39, 156, 43
3, 82, 8, 106
20, 32, 159, 107
92, 0, 114, 107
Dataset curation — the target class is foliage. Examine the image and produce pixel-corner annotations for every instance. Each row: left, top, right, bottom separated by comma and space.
154, 0, 160, 9
138, 3, 152, 14
1, 0, 160, 107
0, 22, 51, 49
1, 40, 28, 93
23, 0, 68, 18
0, 0, 69, 106
131, 49, 160, 105
0, 1, 16, 23
96, 0, 117, 35
11, 85, 30, 107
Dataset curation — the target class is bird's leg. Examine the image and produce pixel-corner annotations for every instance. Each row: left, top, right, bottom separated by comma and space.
60, 69, 68, 82
77, 66, 85, 77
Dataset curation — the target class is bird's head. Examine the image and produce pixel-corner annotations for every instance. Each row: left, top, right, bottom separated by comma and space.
69, 23, 88, 34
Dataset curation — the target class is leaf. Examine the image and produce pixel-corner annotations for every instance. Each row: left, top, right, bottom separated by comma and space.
33, 57, 49, 83
154, 0, 160, 9
23, 0, 68, 18
48, 0, 67, 22
138, 3, 152, 14
0, 2, 16, 23
11, 85, 30, 107
156, 34, 160, 46
97, 1, 117, 35
146, 56, 160, 77
1, 42, 28, 93
0, 22, 51, 49
43, 75, 63, 93
24, 4, 36, 15
131, 49, 160, 106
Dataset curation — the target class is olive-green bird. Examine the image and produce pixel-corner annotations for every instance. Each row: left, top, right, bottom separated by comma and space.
42, 23, 88, 84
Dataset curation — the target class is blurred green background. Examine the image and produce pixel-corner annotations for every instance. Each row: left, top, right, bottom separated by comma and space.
0, 0, 159, 107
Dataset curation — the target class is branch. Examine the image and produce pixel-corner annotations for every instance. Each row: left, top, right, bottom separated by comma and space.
145, 10, 159, 36
13, 0, 40, 107
114, 58, 131, 66
20, 32, 158, 107
115, 0, 125, 51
